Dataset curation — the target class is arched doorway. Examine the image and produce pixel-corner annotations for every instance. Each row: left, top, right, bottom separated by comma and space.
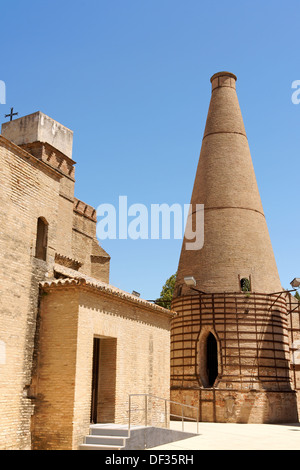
199, 330, 219, 388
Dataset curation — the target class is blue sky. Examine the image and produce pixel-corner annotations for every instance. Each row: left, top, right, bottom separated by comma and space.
1, 0, 299, 300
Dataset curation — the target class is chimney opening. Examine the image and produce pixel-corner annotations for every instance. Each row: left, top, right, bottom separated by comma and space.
240, 277, 251, 292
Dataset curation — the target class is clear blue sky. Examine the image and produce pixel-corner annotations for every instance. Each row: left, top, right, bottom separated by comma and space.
1, 0, 299, 300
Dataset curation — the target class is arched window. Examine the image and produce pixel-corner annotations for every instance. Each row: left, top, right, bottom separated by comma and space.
35, 217, 48, 261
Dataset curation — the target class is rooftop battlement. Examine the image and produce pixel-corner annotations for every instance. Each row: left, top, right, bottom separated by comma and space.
73, 197, 97, 222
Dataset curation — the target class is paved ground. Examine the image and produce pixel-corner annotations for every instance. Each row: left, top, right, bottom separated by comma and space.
150, 421, 300, 450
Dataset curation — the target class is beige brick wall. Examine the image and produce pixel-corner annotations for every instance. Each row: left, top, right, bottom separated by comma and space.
0, 138, 61, 450
32, 289, 80, 450
72, 206, 110, 282
56, 177, 75, 259
0, 135, 111, 449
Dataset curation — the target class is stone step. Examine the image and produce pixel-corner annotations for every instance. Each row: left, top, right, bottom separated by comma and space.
80, 423, 198, 450
79, 424, 131, 450
79, 443, 124, 451
90, 425, 129, 437
85, 434, 128, 447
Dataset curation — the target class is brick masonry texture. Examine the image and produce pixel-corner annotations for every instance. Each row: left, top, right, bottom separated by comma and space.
33, 285, 171, 450
0, 137, 61, 449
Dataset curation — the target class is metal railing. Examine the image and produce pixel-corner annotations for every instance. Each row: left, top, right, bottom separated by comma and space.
128, 393, 199, 435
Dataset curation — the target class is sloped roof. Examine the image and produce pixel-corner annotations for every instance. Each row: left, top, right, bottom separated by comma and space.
40, 263, 174, 316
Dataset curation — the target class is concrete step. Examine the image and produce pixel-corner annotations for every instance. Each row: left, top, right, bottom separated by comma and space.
80, 423, 198, 450
90, 425, 129, 437
79, 443, 124, 451
79, 424, 130, 450
85, 435, 128, 446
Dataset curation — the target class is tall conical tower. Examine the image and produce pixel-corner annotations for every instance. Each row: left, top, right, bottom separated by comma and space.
171, 72, 298, 423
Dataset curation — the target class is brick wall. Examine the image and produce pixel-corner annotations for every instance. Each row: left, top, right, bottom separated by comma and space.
0, 137, 61, 449
33, 284, 172, 450
0, 134, 112, 449
32, 289, 80, 450
171, 292, 299, 423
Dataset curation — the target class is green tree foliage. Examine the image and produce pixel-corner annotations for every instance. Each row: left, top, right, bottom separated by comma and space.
241, 277, 251, 292
295, 291, 300, 301
155, 273, 177, 309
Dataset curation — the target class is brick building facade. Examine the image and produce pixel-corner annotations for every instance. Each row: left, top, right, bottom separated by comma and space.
0, 112, 172, 450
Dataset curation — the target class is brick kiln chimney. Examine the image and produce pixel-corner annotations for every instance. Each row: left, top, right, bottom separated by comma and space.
170, 72, 298, 424
174, 71, 282, 297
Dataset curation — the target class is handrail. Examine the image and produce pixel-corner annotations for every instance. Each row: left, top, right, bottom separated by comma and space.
128, 393, 199, 436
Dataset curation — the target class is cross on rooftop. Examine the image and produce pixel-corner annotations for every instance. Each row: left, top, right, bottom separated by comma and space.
5, 107, 18, 121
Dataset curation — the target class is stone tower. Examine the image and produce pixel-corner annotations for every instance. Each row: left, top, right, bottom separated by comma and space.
171, 72, 298, 423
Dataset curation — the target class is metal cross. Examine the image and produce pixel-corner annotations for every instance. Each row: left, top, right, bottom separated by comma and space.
5, 107, 18, 121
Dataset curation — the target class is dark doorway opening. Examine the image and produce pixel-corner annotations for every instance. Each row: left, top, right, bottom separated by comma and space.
91, 337, 100, 424
206, 333, 218, 387
35, 217, 48, 261
90, 337, 117, 424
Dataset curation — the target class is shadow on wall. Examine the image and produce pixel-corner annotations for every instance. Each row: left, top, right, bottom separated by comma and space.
237, 311, 298, 424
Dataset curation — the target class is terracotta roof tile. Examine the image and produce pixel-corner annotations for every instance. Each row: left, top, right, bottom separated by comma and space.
40, 264, 173, 316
